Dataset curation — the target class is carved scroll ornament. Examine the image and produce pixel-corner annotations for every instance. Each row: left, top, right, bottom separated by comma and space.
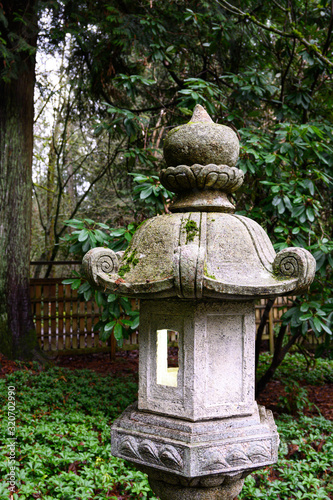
273, 247, 316, 292
82, 247, 119, 288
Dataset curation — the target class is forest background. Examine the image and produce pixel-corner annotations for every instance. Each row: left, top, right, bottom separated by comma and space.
0, 0, 332, 387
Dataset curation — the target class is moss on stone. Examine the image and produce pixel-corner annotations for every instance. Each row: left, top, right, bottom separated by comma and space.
272, 269, 288, 281
204, 263, 216, 280
184, 219, 199, 243
136, 219, 148, 231
126, 248, 139, 266
118, 264, 131, 277
118, 249, 140, 277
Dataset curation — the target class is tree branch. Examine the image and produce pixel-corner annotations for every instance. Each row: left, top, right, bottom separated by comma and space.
255, 299, 275, 372
280, 37, 296, 105
32, 184, 46, 231
215, 0, 333, 68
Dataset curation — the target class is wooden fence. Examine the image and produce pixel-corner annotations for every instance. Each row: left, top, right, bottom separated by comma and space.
255, 295, 292, 352
30, 277, 293, 356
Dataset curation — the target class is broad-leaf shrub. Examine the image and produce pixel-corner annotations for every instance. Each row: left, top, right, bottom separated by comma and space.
62, 219, 139, 346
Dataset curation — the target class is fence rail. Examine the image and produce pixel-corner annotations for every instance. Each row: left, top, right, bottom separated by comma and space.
30, 277, 293, 356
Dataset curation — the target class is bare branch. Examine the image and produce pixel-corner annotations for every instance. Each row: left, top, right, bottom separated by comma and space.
271, 0, 288, 13
32, 184, 46, 231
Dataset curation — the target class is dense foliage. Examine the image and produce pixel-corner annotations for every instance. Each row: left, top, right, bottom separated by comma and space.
1, 354, 333, 499
1, 1, 333, 362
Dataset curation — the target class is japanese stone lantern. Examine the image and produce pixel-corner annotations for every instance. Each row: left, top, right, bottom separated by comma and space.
83, 105, 316, 500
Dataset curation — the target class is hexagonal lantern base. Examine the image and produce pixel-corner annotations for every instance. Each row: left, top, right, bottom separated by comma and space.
111, 403, 278, 479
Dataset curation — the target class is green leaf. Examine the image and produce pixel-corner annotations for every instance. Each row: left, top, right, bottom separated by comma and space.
277, 200, 285, 214
78, 282, 91, 294
283, 195, 293, 211
97, 223, 110, 229
313, 316, 322, 332
114, 323, 123, 342
95, 291, 105, 307
300, 313, 313, 321
95, 229, 107, 243
110, 229, 126, 237
71, 279, 82, 290
292, 206, 305, 218
107, 294, 117, 302
130, 314, 140, 330
321, 322, 332, 334
69, 242, 83, 254
82, 239, 91, 253
306, 207, 315, 222
64, 219, 85, 228
140, 186, 153, 199
265, 154, 276, 163
104, 321, 116, 332
78, 229, 89, 242
121, 319, 133, 326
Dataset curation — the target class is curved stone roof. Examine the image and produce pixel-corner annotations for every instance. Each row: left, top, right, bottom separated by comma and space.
83, 212, 315, 299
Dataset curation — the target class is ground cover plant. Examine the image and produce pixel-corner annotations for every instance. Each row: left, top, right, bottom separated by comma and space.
0, 368, 157, 500
0, 353, 332, 499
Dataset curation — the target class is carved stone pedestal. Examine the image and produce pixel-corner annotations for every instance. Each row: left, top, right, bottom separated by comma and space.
144, 468, 246, 500
111, 402, 279, 499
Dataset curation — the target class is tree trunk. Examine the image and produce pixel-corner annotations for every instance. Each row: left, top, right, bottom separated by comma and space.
0, 1, 39, 359
255, 298, 275, 372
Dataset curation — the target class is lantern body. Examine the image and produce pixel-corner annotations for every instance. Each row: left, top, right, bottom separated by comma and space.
138, 299, 256, 421
83, 105, 316, 500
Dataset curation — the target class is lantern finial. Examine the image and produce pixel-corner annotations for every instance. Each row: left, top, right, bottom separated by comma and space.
161, 105, 243, 212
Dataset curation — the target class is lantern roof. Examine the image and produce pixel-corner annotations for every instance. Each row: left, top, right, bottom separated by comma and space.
83, 105, 315, 299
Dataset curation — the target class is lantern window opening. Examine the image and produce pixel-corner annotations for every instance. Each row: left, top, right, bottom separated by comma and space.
156, 329, 179, 387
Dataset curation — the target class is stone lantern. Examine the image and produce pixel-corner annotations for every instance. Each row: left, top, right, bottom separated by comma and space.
83, 105, 316, 500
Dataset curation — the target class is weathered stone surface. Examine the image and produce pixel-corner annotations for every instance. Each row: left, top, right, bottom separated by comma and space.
82, 247, 119, 289
136, 466, 247, 499
160, 164, 244, 193
163, 105, 239, 168
160, 106, 243, 212
83, 212, 316, 299
170, 189, 236, 213
273, 246, 316, 292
